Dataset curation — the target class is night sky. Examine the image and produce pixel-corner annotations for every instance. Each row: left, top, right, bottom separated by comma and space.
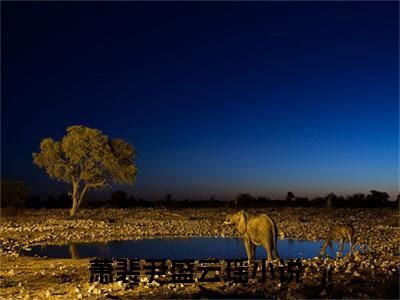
2, 2, 398, 200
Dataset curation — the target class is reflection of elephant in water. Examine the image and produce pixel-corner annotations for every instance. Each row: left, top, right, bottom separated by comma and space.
224, 210, 279, 262
319, 224, 354, 258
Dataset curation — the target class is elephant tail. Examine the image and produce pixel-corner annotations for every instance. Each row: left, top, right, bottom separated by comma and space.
273, 222, 279, 258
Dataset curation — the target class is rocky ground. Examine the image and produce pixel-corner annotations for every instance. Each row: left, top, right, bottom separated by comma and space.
0, 207, 399, 299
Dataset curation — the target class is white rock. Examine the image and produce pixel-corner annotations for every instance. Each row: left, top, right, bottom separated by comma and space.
87, 285, 95, 294
152, 281, 160, 286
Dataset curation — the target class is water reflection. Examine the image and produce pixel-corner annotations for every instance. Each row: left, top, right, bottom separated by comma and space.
68, 243, 79, 259
28, 237, 363, 259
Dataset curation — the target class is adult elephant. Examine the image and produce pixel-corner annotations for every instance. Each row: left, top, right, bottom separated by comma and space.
224, 210, 279, 262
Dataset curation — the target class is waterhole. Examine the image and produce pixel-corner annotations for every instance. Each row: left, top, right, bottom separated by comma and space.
26, 237, 363, 259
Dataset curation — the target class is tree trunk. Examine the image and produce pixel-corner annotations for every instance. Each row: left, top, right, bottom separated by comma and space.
69, 180, 105, 217
70, 195, 79, 217
69, 181, 79, 217
69, 182, 89, 217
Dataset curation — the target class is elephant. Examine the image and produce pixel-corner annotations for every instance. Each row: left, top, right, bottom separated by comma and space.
319, 224, 354, 258
223, 210, 279, 262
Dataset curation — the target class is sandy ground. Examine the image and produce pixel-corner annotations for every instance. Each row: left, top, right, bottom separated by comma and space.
0, 207, 399, 299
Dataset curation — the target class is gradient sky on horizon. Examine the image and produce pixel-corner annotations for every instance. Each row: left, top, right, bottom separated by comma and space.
2, 2, 399, 200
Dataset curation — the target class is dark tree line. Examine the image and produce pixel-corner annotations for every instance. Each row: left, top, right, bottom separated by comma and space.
1, 181, 398, 210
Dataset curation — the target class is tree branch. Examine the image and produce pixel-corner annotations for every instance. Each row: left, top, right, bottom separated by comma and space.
86, 179, 107, 189
77, 184, 88, 208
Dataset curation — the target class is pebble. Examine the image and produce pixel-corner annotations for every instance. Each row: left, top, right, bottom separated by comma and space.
88, 284, 96, 294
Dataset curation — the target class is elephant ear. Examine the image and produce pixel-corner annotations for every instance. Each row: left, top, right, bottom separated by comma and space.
237, 210, 247, 234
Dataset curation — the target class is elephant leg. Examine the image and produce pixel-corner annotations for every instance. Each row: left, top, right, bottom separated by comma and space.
338, 239, 344, 258
244, 237, 252, 264
319, 247, 325, 258
251, 244, 257, 260
348, 236, 353, 256
262, 240, 273, 262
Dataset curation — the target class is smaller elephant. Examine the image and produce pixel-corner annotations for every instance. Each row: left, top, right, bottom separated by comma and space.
319, 224, 354, 258
223, 210, 279, 262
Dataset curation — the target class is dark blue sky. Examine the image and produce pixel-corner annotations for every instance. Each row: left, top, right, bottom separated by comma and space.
2, 2, 398, 200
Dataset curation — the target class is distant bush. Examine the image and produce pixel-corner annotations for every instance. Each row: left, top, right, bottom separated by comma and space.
110, 190, 128, 207
25, 195, 42, 209
365, 190, 389, 206
234, 193, 255, 208
1, 181, 29, 214
285, 192, 295, 202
